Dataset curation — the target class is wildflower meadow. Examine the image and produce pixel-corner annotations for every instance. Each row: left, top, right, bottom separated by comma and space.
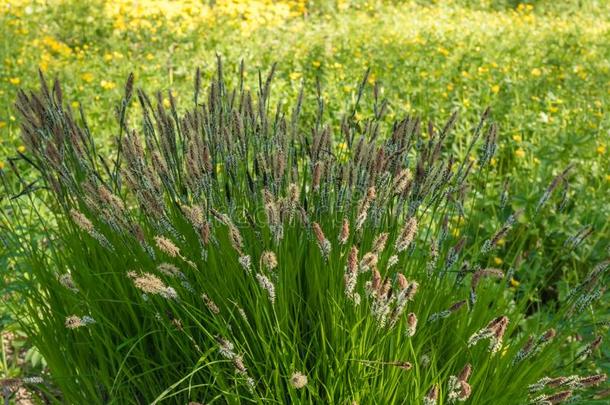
0, 1, 608, 404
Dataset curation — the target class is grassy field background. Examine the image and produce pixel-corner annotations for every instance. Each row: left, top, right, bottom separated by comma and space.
1, 0, 609, 401
1, 0, 608, 227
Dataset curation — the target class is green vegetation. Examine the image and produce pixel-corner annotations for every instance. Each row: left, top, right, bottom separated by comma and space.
0, 1, 608, 403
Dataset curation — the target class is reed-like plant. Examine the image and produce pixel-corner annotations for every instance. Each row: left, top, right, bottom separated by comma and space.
1, 61, 607, 404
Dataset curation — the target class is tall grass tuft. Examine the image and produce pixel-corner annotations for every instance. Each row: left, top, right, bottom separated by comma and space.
1, 61, 607, 404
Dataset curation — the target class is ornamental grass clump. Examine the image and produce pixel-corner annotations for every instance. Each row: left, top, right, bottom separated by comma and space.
1, 62, 608, 404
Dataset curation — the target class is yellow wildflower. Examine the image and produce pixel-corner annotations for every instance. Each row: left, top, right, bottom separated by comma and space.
17, 145, 26, 153
512, 134, 522, 142
0, 121, 6, 128
312, 60, 321, 68
597, 145, 606, 155
0, 161, 4, 170
531, 68, 542, 77
491, 85, 500, 94
493, 257, 503, 266
100, 80, 116, 90
515, 148, 526, 158
438, 47, 449, 56
145, 53, 154, 61
9, 77, 20, 85
289, 72, 302, 81
163, 98, 171, 108
81, 72, 94, 83
510, 278, 520, 288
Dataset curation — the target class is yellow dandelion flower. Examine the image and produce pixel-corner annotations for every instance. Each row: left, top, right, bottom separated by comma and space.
81, 72, 94, 83
531, 68, 542, 77
491, 85, 500, 94
446, 83, 454, 91
437, 47, 449, 57
512, 134, 522, 142
163, 98, 171, 108
289, 72, 302, 81
9, 77, 20, 85
71, 101, 79, 108
510, 278, 520, 287
493, 257, 503, 266
515, 148, 526, 158
596, 145, 606, 155
100, 80, 116, 90
145, 53, 154, 61
17, 145, 26, 153
312, 60, 321, 68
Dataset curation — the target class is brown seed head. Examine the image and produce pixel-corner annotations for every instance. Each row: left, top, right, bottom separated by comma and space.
155, 236, 180, 257
260, 251, 278, 271
372, 232, 389, 254
458, 363, 472, 382
397, 273, 409, 290
70, 209, 94, 233
339, 218, 350, 245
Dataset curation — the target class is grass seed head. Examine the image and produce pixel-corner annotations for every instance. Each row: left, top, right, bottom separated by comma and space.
290, 371, 308, 389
